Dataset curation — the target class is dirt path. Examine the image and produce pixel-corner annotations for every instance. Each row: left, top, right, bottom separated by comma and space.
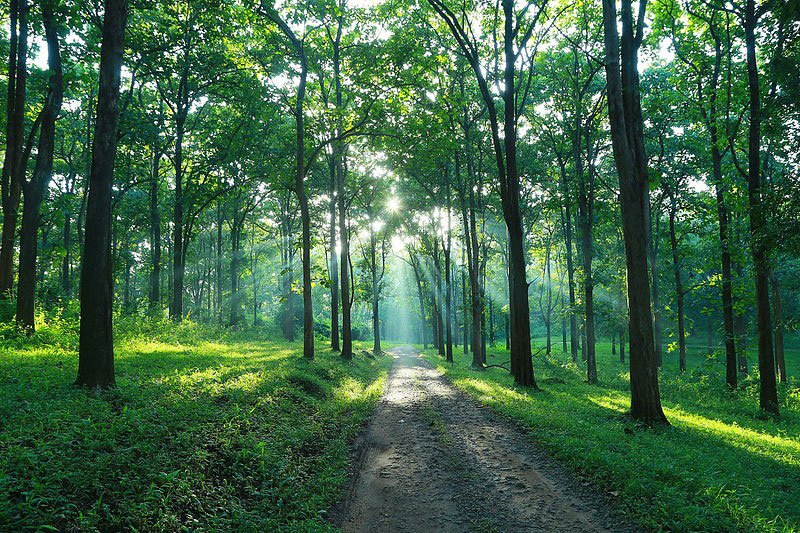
333, 346, 636, 533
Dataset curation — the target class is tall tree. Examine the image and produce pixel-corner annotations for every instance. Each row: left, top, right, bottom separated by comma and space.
0, 0, 28, 299
601, 0, 668, 424
426, 0, 547, 387
16, 1, 64, 330
75, 0, 129, 389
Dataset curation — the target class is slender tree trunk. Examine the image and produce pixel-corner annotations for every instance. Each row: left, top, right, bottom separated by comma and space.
331, 15, 352, 360
576, 146, 596, 382
743, 0, 777, 414
149, 150, 161, 309
16, 2, 62, 330
371, 230, 381, 353
712, 145, 738, 387
602, 0, 667, 423
561, 185, 579, 361
769, 271, 786, 382
0, 0, 28, 299
502, 0, 535, 387
170, 113, 186, 321
649, 205, 662, 367
410, 254, 428, 349
215, 204, 223, 322
489, 298, 495, 347
329, 162, 340, 351
461, 247, 468, 355
668, 192, 687, 372
230, 211, 243, 326
75, 0, 128, 389
432, 239, 444, 356
444, 169, 453, 362
468, 182, 483, 368
62, 200, 71, 295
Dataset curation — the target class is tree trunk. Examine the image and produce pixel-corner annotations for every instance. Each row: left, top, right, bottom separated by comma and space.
713, 145, 738, 387
170, 111, 186, 321
744, 0, 777, 414
329, 161, 340, 351
601, 0, 667, 424
561, 182, 579, 362
649, 204, 662, 367
410, 254, 428, 349
149, 150, 161, 309
62, 201, 71, 295
16, 2, 62, 330
444, 169, 453, 363
75, 0, 128, 390
215, 203, 223, 322
769, 271, 786, 382
230, 210, 243, 326
371, 230, 381, 353
668, 191, 687, 372
576, 129, 596, 383
0, 0, 28, 299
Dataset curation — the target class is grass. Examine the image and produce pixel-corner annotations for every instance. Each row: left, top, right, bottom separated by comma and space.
0, 321, 391, 532
423, 339, 800, 532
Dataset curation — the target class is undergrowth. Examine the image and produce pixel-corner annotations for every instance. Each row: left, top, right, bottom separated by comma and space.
424, 343, 800, 533
0, 321, 390, 532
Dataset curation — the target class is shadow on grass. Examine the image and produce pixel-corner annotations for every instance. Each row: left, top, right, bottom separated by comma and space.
0, 339, 390, 532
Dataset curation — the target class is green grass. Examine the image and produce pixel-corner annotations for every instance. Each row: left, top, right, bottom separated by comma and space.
0, 323, 391, 532
423, 340, 800, 532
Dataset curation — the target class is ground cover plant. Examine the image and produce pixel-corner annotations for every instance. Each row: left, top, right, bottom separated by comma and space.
424, 342, 800, 532
0, 321, 390, 532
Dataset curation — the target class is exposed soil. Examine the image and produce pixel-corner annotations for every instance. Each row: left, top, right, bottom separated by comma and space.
332, 345, 638, 533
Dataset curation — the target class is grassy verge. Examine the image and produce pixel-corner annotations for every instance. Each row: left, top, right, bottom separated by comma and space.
423, 342, 800, 532
0, 325, 390, 532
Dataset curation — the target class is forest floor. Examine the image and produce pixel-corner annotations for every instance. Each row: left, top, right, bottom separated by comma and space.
0, 322, 391, 532
333, 345, 634, 533
420, 342, 800, 532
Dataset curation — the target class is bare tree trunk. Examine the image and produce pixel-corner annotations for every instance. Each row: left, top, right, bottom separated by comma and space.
16, 1, 62, 330
668, 191, 687, 372
170, 111, 186, 321
561, 188, 579, 362
0, 0, 28, 299
444, 168, 453, 362
371, 230, 381, 353
576, 128, 596, 382
769, 271, 786, 382
75, 0, 128, 389
329, 161, 340, 351
410, 254, 428, 349
743, 0, 777, 414
149, 150, 161, 309
649, 205, 662, 367
602, 0, 667, 424
230, 207, 244, 326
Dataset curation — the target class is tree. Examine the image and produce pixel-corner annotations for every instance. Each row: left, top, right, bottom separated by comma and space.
16, 1, 64, 330
0, 0, 29, 300
75, 0, 129, 389
601, 0, 668, 424
426, 0, 547, 388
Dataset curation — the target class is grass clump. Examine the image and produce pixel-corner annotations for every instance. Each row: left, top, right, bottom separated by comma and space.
0, 330, 390, 532
424, 341, 800, 532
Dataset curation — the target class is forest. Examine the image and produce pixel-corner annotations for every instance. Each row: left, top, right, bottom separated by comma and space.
0, 0, 798, 531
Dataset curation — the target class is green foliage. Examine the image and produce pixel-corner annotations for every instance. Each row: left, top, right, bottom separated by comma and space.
425, 343, 800, 532
0, 331, 390, 531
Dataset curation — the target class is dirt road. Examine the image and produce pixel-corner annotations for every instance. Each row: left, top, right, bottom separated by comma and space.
334, 345, 635, 532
